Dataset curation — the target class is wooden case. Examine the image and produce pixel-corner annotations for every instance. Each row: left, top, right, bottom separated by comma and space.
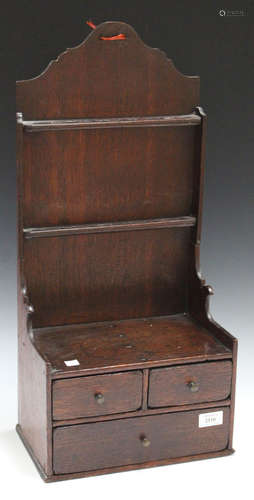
16, 21, 237, 482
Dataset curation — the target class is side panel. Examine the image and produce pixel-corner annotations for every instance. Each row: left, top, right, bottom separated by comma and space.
16, 118, 52, 475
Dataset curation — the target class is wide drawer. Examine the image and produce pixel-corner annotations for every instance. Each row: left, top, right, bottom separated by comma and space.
53, 407, 230, 474
52, 371, 142, 420
148, 361, 232, 407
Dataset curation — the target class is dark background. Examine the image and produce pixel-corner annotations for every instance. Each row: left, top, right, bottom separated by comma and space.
0, 0, 253, 392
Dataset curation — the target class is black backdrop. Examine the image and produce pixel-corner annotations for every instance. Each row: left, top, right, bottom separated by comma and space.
0, 0, 253, 337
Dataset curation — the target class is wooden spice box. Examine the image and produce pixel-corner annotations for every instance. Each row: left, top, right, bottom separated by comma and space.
16, 21, 237, 482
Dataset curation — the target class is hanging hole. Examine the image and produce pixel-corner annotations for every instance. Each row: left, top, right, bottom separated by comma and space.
100, 33, 126, 41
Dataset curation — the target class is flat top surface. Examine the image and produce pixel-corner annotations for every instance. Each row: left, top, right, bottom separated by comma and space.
33, 314, 231, 377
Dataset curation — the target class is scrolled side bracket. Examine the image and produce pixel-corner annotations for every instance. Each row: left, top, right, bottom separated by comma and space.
20, 283, 35, 341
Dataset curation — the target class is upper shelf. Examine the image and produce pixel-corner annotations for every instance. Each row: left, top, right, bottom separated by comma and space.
21, 113, 201, 132
23, 216, 196, 239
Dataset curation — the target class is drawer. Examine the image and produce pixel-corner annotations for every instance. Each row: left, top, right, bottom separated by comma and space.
53, 407, 230, 474
148, 361, 232, 408
53, 371, 142, 420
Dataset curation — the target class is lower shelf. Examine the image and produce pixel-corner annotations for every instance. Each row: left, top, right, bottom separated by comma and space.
33, 313, 231, 376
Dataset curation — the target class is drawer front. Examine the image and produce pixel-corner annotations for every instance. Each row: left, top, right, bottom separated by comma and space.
53, 371, 142, 420
53, 407, 230, 474
148, 361, 232, 408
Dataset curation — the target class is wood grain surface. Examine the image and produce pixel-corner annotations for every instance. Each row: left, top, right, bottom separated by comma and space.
34, 314, 230, 374
16, 22, 199, 120
53, 407, 230, 474
53, 371, 142, 420
148, 360, 232, 407
24, 228, 192, 327
22, 126, 199, 227
16, 22, 237, 481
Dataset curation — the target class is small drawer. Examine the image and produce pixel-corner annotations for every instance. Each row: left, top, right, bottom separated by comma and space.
53, 407, 230, 474
148, 361, 232, 408
53, 371, 142, 420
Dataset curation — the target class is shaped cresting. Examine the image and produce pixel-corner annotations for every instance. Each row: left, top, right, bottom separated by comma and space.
17, 21, 200, 118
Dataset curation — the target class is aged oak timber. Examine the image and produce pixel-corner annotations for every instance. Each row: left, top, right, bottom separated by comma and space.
16, 21, 237, 481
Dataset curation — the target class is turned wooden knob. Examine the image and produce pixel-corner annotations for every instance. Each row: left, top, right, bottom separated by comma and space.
94, 392, 105, 404
187, 381, 199, 392
140, 436, 151, 447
